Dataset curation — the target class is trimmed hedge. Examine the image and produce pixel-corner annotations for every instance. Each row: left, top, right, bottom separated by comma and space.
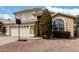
52, 31, 71, 38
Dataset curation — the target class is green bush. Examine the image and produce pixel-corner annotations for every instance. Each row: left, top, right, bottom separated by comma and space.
52, 31, 71, 38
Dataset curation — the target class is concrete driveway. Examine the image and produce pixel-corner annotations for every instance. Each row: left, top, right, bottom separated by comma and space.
0, 38, 79, 52
0, 36, 40, 45
0, 36, 18, 45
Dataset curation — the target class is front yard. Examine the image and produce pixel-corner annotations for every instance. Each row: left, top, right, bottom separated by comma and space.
0, 38, 79, 52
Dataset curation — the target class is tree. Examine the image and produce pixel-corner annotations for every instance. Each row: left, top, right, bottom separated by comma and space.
74, 15, 79, 36
39, 9, 52, 39
75, 15, 79, 24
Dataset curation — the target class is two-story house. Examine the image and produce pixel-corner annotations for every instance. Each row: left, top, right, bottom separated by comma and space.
4, 8, 78, 38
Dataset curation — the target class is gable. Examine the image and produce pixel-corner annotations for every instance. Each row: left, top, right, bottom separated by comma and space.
52, 13, 76, 19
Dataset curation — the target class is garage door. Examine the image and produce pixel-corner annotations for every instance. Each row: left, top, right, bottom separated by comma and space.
20, 26, 30, 37
11, 26, 34, 37
10, 26, 30, 37
11, 26, 18, 37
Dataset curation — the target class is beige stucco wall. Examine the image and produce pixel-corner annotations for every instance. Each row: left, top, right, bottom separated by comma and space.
15, 9, 43, 21
5, 25, 11, 36
15, 11, 36, 20
52, 15, 74, 38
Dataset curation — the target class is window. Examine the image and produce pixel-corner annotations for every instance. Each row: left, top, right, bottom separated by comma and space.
53, 19, 64, 31
22, 26, 24, 28
27, 26, 29, 28
24, 26, 26, 28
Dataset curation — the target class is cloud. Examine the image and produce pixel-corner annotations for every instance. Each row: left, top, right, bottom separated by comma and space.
0, 7, 14, 20
3, 14, 13, 19
0, 14, 15, 20
45, 6, 79, 16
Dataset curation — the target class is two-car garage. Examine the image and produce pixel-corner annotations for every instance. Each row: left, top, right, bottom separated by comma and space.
6, 24, 35, 38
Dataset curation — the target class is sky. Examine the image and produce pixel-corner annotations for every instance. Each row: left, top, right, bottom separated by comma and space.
1, 6, 79, 20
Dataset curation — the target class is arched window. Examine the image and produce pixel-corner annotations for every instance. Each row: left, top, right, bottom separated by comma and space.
52, 19, 64, 31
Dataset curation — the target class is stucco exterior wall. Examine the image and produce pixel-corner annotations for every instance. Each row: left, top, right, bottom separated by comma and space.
15, 11, 36, 20
52, 15, 74, 38
15, 10, 43, 21
5, 25, 11, 36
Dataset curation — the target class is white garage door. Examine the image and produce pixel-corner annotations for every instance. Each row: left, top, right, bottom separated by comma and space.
11, 26, 18, 37
20, 26, 30, 37
10, 26, 31, 37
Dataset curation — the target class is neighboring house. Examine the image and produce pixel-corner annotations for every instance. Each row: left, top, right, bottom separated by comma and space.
0, 19, 15, 35
1, 8, 78, 38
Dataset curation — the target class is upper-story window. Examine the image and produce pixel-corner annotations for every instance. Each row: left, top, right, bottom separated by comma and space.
52, 19, 64, 31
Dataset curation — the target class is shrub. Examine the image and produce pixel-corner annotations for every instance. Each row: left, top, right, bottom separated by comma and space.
52, 31, 71, 38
